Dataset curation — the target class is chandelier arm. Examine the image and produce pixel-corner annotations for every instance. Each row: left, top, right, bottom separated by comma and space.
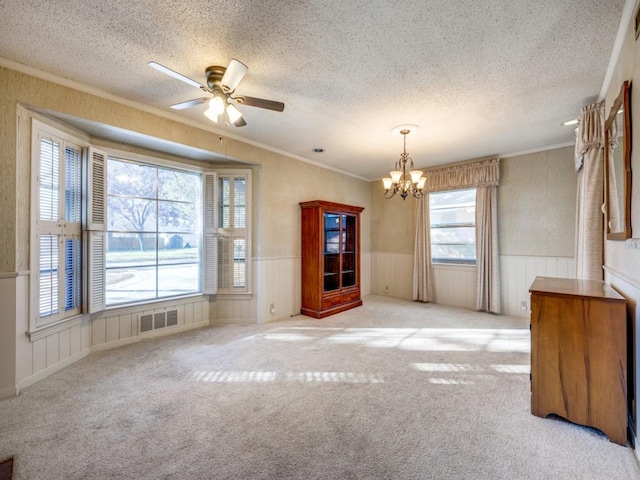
384, 188, 397, 199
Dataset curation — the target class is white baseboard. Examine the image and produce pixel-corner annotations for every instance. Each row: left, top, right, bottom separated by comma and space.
16, 349, 90, 392
0, 386, 19, 400
90, 320, 209, 353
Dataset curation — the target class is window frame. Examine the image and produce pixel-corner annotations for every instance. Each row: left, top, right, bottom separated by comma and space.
29, 120, 89, 333
214, 170, 252, 295
103, 154, 204, 308
429, 187, 477, 265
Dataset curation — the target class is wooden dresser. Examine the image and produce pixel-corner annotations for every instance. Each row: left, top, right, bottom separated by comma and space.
529, 276, 627, 446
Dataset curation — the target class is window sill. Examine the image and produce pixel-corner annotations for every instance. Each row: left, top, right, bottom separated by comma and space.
28, 314, 84, 343
432, 262, 477, 268
100, 293, 206, 317
210, 292, 254, 301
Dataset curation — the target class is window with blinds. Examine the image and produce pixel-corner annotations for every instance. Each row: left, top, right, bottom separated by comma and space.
216, 174, 250, 292
429, 188, 477, 264
34, 132, 83, 326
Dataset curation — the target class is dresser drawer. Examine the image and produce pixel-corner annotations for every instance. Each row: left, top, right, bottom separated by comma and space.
342, 289, 360, 304
321, 294, 342, 310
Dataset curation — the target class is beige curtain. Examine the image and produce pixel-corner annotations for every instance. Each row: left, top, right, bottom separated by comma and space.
413, 196, 435, 302
425, 159, 500, 191
575, 101, 605, 280
414, 158, 500, 311
476, 186, 500, 313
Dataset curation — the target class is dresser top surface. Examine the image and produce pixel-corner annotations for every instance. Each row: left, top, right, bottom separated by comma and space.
529, 277, 625, 301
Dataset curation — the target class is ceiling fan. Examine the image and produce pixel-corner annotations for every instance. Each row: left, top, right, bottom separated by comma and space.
148, 59, 285, 127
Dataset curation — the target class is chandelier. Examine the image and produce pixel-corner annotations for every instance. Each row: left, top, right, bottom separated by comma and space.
382, 125, 426, 200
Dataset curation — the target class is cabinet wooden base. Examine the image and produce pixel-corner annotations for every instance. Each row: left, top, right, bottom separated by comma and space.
301, 299, 362, 319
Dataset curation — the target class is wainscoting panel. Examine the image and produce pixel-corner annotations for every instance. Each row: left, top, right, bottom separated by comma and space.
370, 253, 476, 309
500, 255, 576, 317
16, 296, 208, 391
370, 252, 414, 300
603, 265, 640, 457
16, 317, 90, 392
242, 257, 301, 324
361, 252, 371, 297
210, 293, 256, 325
91, 297, 209, 349
432, 264, 477, 310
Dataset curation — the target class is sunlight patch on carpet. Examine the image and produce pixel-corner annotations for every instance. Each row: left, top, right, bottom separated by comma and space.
428, 378, 474, 385
189, 371, 384, 384
261, 326, 530, 353
413, 363, 529, 375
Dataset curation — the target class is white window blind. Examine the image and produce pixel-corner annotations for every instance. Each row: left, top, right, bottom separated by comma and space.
203, 172, 217, 294
32, 123, 84, 328
86, 147, 107, 313
215, 173, 250, 293
429, 188, 477, 264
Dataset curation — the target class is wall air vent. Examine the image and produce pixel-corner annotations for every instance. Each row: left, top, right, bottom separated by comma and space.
167, 309, 178, 327
140, 314, 153, 333
154, 312, 166, 329
138, 308, 180, 334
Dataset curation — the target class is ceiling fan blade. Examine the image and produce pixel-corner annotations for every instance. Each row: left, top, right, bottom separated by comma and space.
234, 95, 285, 112
221, 59, 248, 93
148, 61, 205, 90
170, 97, 210, 110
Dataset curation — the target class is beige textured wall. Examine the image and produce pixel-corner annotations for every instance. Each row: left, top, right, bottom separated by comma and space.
259, 150, 370, 259
370, 147, 577, 258
0, 66, 371, 274
0, 72, 18, 272
499, 147, 576, 257
369, 180, 415, 254
605, 6, 640, 277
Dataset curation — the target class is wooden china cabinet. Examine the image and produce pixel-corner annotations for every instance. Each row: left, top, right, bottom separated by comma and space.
299, 200, 364, 318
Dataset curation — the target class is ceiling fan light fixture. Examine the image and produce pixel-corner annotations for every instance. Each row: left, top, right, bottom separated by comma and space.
148, 59, 284, 128
208, 94, 226, 116
203, 106, 219, 123
226, 103, 243, 124
221, 59, 248, 92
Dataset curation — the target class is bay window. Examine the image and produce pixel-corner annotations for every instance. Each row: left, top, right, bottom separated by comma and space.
30, 119, 251, 332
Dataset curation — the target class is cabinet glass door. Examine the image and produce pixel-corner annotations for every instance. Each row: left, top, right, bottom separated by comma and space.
342, 214, 356, 287
323, 213, 340, 291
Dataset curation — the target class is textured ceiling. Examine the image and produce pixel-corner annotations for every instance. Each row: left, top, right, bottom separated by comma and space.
0, 0, 628, 179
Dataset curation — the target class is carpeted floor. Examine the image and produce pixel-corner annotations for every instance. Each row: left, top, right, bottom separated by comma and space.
0, 295, 638, 479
